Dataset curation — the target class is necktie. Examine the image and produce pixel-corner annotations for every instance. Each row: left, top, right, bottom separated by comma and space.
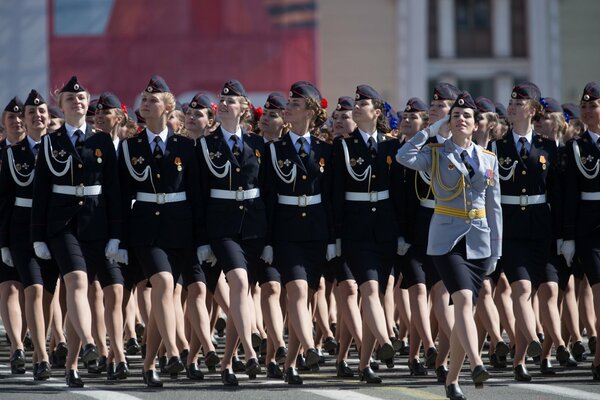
460, 150, 475, 179
297, 137, 308, 159
74, 129, 84, 153
33, 143, 40, 158
519, 137, 529, 160
368, 136, 377, 158
153, 136, 163, 166
231, 135, 242, 162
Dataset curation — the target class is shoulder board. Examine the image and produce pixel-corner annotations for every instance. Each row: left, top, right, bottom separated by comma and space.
427, 143, 444, 148
481, 148, 496, 157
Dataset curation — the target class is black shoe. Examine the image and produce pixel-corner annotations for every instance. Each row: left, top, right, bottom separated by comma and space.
275, 346, 288, 364
158, 355, 168, 373
513, 364, 532, 382
296, 354, 310, 371
378, 343, 395, 368
495, 341, 510, 357
592, 363, 600, 381
166, 356, 185, 374
285, 367, 303, 384
305, 348, 320, 368
409, 359, 428, 376
259, 338, 268, 356
186, 363, 204, 380
88, 355, 107, 374
10, 349, 25, 373
330, 323, 337, 336
537, 332, 545, 343
526, 341, 542, 358
135, 323, 145, 340
251, 332, 263, 350
489, 352, 507, 368
399, 339, 409, 356
232, 356, 245, 372
445, 383, 466, 400
267, 361, 284, 379
391, 337, 402, 352
590, 336, 597, 355
556, 345, 577, 366
336, 360, 354, 378
540, 358, 556, 375
245, 357, 261, 378
125, 337, 141, 355
215, 316, 227, 337
143, 369, 163, 388
425, 347, 438, 369
323, 336, 338, 355
66, 370, 84, 388
572, 340, 586, 359
436, 365, 449, 383
24, 333, 34, 351
471, 365, 490, 384
180, 349, 190, 363
34, 361, 51, 380
221, 368, 238, 386
358, 367, 381, 384
509, 344, 516, 359
317, 348, 326, 365
369, 358, 379, 371
204, 351, 220, 367
81, 343, 99, 365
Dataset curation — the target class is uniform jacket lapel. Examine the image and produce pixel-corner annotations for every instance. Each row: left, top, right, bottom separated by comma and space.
283, 133, 307, 174
215, 127, 240, 168
55, 125, 81, 162
443, 138, 469, 177
584, 131, 600, 158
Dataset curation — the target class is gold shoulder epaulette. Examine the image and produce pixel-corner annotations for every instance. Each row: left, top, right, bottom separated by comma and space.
481, 149, 496, 157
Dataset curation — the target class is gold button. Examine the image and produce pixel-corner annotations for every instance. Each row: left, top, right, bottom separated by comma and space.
521, 188, 526, 193
371, 175, 376, 179
521, 170, 526, 175
521, 207, 526, 211
78, 164, 83, 169
301, 212, 307, 217
78, 201, 83, 206
371, 207, 376, 212
156, 173, 161, 179
302, 175, 307, 180
155, 211, 160, 216
236, 168, 241, 172
239, 205, 244, 210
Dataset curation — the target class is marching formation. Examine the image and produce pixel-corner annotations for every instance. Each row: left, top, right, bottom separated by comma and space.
0, 75, 599, 400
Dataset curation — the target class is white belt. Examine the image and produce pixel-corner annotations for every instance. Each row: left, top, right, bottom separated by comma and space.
277, 194, 322, 207
582, 192, 600, 201
500, 194, 546, 206
419, 199, 435, 209
210, 188, 260, 201
345, 190, 389, 202
14, 197, 32, 208
136, 192, 187, 204
52, 184, 102, 197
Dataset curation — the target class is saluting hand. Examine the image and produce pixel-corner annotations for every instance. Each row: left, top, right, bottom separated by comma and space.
427, 115, 450, 138
1, 247, 14, 267
33, 242, 52, 260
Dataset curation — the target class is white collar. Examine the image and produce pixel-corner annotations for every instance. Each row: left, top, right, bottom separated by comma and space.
512, 129, 533, 146
65, 122, 87, 138
436, 133, 450, 143
26, 135, 40, 151
221, 126, 242, 143
289, 131, 311, 145
588, 130, 600, 143
453, 141, 476, 159
146, 126, 169, 144
358, 128, 377, 145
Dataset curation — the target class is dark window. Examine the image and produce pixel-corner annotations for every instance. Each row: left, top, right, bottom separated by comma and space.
456, 0, 492, 57
428, 0, 438, 58
511, 0, 528, 57
457, 78, 494, 99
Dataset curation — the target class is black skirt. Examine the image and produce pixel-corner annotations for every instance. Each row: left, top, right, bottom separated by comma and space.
275, 240, 326, 291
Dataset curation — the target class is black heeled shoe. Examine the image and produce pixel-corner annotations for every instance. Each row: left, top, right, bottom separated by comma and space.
408, 359, 428, 376
204, 351, 220, 368
108, 361, 129, 380
445, 383, 466, 400
143, 369, 163, 387
489, 352, 507, 368
232, 356, 245, 372
540, 358, 556, 375
267, 361, 284, 379
125, 337, 141, 355
358, 367, 381, 384
275, 346, 288, 364
88, 355, 107, 374
66, 369, 84, 388
80, 343, 99, 365
305, 348, 320, 368
10, 349, 25, 374
245, 357, 261, 379
526, 341, 542, 358
221, 368, 239, 386
471, 365, 490, 385
336, 360, 354, 378
323, 336, 338, 354
186, 363, 204, 380
284, 366, 303, 385
165, 356, 185, 375
425, 347, 438, 369
556, 345, 577, 366
378, 343, 395, 368
436, 365, 449, 383
513, 364, 532, 382
34, 361, 51, 380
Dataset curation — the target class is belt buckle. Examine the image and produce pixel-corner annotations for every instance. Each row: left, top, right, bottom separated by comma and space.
519, 195, 528, 207
298, 195, 308, 207
75, 185, 85, 197
467, 209, 477, 219
235, 189, 245, 202
369, 191, 378, 202
156, 193, 166, 204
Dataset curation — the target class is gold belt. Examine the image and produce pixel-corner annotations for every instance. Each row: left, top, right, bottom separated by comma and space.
434, 205, 486, 219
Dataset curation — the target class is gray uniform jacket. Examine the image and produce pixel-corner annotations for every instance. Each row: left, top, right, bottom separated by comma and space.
396, 129, 502, 260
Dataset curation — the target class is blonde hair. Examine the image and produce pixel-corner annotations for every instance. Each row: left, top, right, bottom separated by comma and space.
168, 109, 186, 133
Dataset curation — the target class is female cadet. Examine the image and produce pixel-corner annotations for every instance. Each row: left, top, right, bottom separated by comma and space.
31, 76, 122, 387
0, 90, 60, 380
0, 97, 27, 375
256, 92, 289, 379
262, 82, 334, 384
196, 79, 264, 386
397, 91, 502, 400
332, 85, 399, 384
491, 83, 571, 382
118, 75, 200, 387
562, 82, 600, 380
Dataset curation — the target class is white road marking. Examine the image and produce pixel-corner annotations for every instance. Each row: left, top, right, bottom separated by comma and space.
511, 383, 600, 400
303, 389, 385, 400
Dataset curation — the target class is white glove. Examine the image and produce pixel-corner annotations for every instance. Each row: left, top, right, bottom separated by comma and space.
427, 115, 450, 137
326, 244, 336, 261
260, 245, 274, 265
105, 239, 120, 262
197, 245, 217, 267
116, 249, 129, 265
1, 247, 14, 267
33, 241, 52, 260
396, 237, 411, 256
484, 257, 499, 275
561, 240, 576, 267
556, 239, 564, 256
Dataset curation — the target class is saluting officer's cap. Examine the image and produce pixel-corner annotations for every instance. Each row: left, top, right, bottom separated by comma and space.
335, 96, 354, 111
87, 98, 98, 117
145, 75, 170, 94
48, 106, 64, 119
562, 103, 580, 119
404, 97, 428, 112
189, 92, 215, 110
495, 102, 507, 120
581, 82, 600, 102
432, 82, 460, 101
289, 81, 322, 102
540, 97, 562, 113
511, 82, 541, 101
4, 97, 23, 113
355, 84, 382, 101
452, 91, 477, 110
96, 92, 122, 110
475, 96, 495, 113
60, 76, 86, 93
24, 90, 46, 107
264, 92, 287, 110
221, 79, 246, 97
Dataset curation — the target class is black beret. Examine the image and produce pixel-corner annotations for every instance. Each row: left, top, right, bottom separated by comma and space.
96, 92, 122, 111
451, 91, 477, 110
495, 102, 507, 120
264, 92, 287, 110
475, 96, 495, 113
581, 82, 600, 102
4, 97, 23, 113
540, 97, 562, 113
60, 76, 86, 93
562, 103, 580, 119
189, 92, 216, 110
87, 99, 98, 117
48, 106, 64, 119
335, 96, 354, 111
511, 82, 541, 101
221, 79, 246, 97
145, 75, 170, 94
289, 81, 322, 102
355, 84, 382, 101
404, 97, 428, 112
432, 82, 460, 101
24, 90, 46, 107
